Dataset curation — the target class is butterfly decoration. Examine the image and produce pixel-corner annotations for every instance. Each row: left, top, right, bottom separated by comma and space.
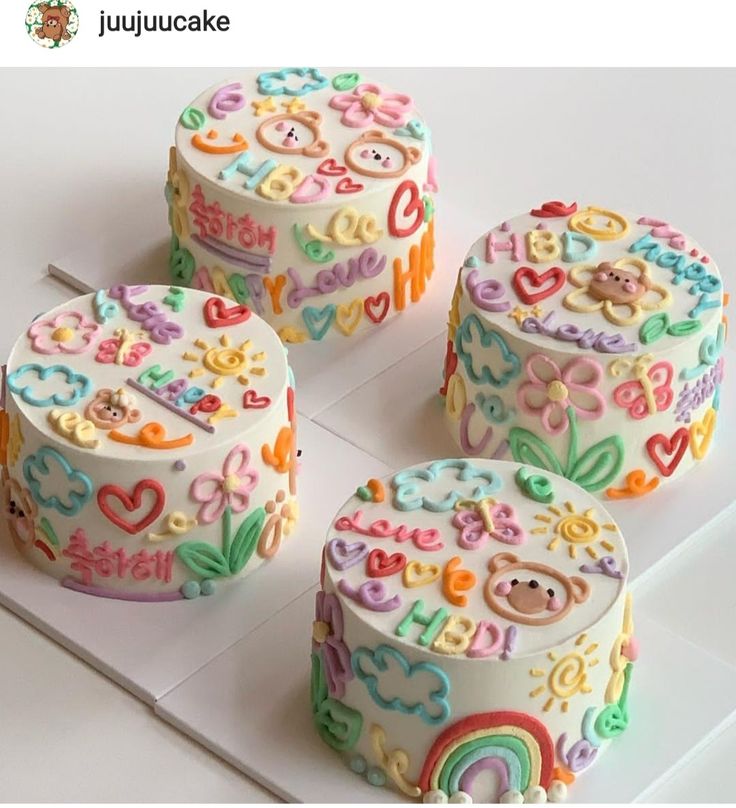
95, 328, 152, 368
611, 355, 673, 420
452, 497, 525, 550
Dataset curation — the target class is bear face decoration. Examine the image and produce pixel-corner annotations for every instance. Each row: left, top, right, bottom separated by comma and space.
484, 552, 590, 626
36, 3, 71, 42
588, 261, 651, 306
344, 130, 422, 179
84, 388, 142, 430
256, 111, 329, 158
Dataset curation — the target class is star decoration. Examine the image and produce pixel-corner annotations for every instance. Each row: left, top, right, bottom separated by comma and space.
252, 96, 276, 116
282, 97, 306, 113
508, 305, 544, 326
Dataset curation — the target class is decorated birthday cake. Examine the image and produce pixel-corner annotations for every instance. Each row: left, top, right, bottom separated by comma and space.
167, 68, 437, 343
1, 284, 297, 601
312, 459, 636, 803
442, 203, 725, 499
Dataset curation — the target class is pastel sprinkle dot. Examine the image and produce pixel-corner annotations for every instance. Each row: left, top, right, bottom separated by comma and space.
201, 579, 216, 596
690, 249, 699, 257
174, 460, 186, 471
464, 256, 480, 268
703, 255, 710, 263
349, 754, 367, 774
366, 767, 386, 787
356, 485, 373, 502
181, 580, 201, 599
536, 223, 545, 230
500, 221, 510, 231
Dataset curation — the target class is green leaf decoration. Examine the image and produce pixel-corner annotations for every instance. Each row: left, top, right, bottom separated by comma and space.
639, 312, 669, 345
180, 107, 206, 131
509, 428, 564, 476
228, 507, 266, 575
175, 542, 230, 579
310, 652, 328, 714
568, 434, 625, 491
668, 319, 703, 337
332, 72, 360, 91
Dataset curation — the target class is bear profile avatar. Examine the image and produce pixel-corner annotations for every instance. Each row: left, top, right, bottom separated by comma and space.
256, 111, 329, 158
344, 130, 421, 179
484, 551, 590, 626
35, 3, 71, 42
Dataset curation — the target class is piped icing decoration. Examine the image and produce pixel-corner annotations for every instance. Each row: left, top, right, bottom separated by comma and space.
257, 67, 329, 97
4, 285, 291, 598
330, 83, 413, 129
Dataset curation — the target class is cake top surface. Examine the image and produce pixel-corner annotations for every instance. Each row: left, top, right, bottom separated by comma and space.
324, 458, 628, 658
174, 68, 431, 206
459, 203, 723, 357
6, 285, 288, 459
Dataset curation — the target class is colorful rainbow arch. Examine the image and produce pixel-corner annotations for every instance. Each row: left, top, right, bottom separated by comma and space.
418, 711, 554, 799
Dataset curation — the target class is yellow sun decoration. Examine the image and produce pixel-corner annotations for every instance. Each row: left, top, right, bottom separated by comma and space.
531, 501, 617, 560
182, 335, 267, 389
529, 633, 600, 713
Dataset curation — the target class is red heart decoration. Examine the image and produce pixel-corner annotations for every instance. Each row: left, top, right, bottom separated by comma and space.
388, 180, 424, 238
512, 266, 567, 305
366, 548, 406, 578
530, 200, 577, 218
203, 297, 251, 328
646, 428, 690, 477
317, 158, 347, 177
364, 292, 391, 324
242, 389, 271, 410
336, 176, 364, 194
97, 480, 166, 535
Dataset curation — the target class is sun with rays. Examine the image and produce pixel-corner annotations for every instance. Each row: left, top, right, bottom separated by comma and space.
530, 501, 617, 560
182, 335, 267, 389
529, 633, 599, 713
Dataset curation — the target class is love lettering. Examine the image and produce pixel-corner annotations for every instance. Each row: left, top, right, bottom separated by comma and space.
286, 247, 387, 309
334, 509, 444, 551
108, 285, 184, 345
521, 311, 637, 353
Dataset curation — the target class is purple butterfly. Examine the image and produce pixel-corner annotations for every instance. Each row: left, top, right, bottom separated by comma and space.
453, 498, 525, 550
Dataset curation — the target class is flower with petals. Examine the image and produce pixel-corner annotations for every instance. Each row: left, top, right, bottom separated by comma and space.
329, 83, 413, 128
189, 444, 259, 525
27, 310, 100, 355
2, 472, 38, 548
564, 259, 671, 326
312, 590, 353, 698
517, 354, 606, 435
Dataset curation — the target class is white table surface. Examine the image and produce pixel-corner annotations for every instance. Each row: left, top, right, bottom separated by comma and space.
1, 67, 736, 803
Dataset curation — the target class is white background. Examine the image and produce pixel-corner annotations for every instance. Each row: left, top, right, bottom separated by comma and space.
1, 66, 736, 802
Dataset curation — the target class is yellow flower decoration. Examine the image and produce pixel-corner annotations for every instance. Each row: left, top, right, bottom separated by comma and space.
564, 258, 672, 326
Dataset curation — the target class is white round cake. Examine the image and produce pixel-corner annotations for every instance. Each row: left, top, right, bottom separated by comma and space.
442, 203, 725, 499
312, 458, 636, 803
1, 284, 297, 601
167, 68, 437, 343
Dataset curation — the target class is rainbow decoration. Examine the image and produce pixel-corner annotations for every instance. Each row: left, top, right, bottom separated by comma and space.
418, 711, 554, 799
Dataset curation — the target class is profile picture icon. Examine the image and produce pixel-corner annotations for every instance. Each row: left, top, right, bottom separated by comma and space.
26, 1, 78, 48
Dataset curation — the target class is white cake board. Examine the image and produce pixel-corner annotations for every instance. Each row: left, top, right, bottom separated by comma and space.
0, 418, 391, 703
155, 586, 736, 804
315, 335, 736, 589
48, 197, 481, 420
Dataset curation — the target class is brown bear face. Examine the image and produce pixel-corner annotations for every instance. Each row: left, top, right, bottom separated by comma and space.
84, 388, 142, 430
256, 111, 329, 158
588, 262, 650, 305
2, 471, 37, 548
344, 130, 421, 179
484, 552, 590, 626
36, 4, 70, 41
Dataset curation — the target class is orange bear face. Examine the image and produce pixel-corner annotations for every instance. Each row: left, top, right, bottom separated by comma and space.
84, 388, 142, 430
36, 4, 71, 41
484, 552, 590, 627
256, 111, 329, 158
344, 130, 421, 179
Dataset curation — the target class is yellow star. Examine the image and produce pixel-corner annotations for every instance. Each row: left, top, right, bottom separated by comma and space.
531, 305, 544, 318
252, 96, 276, 116
508, 306, 529, 326
282, 98, 305, 113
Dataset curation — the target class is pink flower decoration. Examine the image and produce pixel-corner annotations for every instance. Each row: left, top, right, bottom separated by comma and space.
27, 310, 100, 355
329, 83, 412, 128
517, 354, 606, 435
189, 444, 259, 525
313, 591, 353, 698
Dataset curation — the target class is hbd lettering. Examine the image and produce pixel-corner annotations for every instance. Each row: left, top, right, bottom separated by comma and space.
99, 9, 230, 37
